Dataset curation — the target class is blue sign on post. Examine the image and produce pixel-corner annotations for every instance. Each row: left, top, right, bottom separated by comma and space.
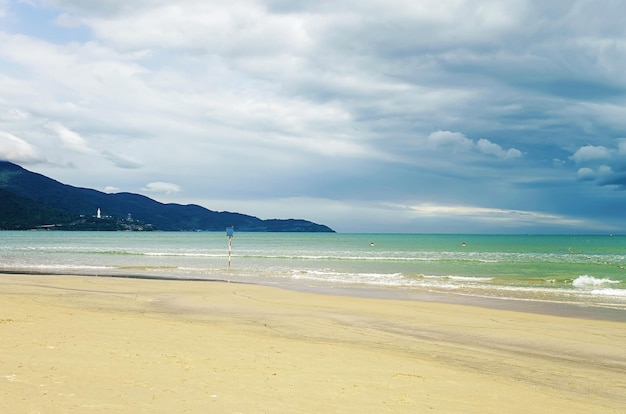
226, 227, 234, 237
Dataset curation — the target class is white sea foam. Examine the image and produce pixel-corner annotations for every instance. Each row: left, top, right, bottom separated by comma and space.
291, 270, 405, 286
4, 264, 113, 271
572, 275, 620, 288
589, 288, 626, 297
144, 252, 221, 257
446, 275, 494, 282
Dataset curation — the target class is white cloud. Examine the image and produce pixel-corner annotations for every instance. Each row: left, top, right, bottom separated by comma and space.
570, 145, 611, 164
427, 131, 522, 160
577, 164, 618, 186
16, 0, 36, 7
0, 0, 8, 18
141, 182, 182, 194
0, 108, 28, 121
0, 130, 42, 162
102, 151, 142, 169
427, 130, 473, 151
406, 203, 586, 228
571, 142, 626, 188
104, 185, 120, 193
476, 138, 522, 160
598, 165, 613, 175
577, 167, 595, 181
54, 12, 83, 28
86, 0, 311, 57
46, 122, 95, 154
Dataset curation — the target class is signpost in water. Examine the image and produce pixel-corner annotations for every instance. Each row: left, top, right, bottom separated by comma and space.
226, 226, 234, 270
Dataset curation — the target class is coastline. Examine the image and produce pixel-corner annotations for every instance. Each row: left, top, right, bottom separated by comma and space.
286, 284, 626, 322
3, 269, 626, 322
2, 273, 625, 413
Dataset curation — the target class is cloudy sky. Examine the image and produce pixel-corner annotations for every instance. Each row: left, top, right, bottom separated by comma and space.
1, 0, 626, 233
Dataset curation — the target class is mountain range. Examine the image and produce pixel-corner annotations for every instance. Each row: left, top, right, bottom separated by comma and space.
0, 161, 334, 232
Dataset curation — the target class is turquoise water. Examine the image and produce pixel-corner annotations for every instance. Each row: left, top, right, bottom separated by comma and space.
1, 232, 625, 309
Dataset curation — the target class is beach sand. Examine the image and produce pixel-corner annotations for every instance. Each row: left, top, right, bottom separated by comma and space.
1, 274, 625, 413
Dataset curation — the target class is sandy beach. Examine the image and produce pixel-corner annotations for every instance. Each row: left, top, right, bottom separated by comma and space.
1, 274, 625, 413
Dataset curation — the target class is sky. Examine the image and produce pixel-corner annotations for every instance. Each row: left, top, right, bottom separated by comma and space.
1, 0, 626, 233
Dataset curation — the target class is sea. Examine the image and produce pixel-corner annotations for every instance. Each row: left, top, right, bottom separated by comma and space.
2, 231, 626, 312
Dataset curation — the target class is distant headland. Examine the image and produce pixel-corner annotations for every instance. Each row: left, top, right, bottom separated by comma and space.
0, 161, 335, 232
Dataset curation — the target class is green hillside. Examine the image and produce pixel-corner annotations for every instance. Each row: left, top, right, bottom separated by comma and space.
0, 161, 334, 232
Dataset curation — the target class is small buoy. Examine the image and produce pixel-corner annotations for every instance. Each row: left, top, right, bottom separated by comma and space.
370, 242, 375, 247
461, 242, 466, 247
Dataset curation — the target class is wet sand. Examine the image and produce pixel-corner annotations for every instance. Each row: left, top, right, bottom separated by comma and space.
1, 274, 625, 413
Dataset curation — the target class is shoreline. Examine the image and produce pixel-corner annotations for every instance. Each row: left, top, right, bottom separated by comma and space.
288, 284, 626, 322
3, 269, 626, 322
2, 273, 625, 413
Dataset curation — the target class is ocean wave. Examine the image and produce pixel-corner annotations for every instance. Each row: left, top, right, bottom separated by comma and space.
291, 269, 405, 286
589, 288, 626, 297
572, 275, 620, 288
445, 275, 494, 282
144, 252, 223, 258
